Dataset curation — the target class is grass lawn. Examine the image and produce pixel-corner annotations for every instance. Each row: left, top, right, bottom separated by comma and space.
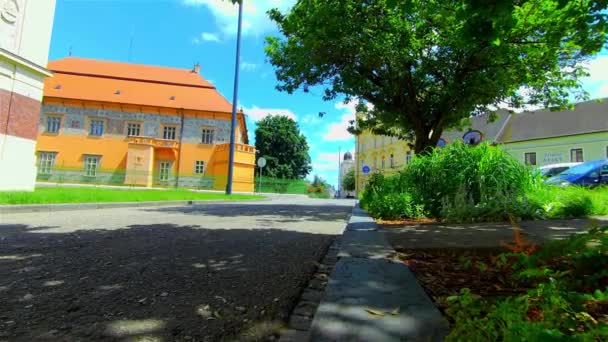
0, 187, 263, 205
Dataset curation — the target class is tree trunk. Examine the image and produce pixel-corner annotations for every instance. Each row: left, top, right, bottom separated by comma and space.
413, 126, 444, 155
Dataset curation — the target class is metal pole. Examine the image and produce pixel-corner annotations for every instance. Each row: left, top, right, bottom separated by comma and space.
226, 0, 243, 195
259, 166, 263, 194
338, 146, 341, 198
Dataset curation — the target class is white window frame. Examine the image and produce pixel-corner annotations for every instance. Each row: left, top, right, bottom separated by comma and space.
162, 125, 177, 140
83, 155, 101, 177
126, 122, 142, 136
38, 152, 57, 174
89, 119, 105, 136
201, 127, 215, 145
158, 161, 172, 181
46, 116, 61, 134
194, 160, 206, 175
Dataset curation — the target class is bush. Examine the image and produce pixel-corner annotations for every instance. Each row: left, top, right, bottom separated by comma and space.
404, 141, 535, 218
360, 173, 425, 220
446, 225, 608, 341
528, 185, 608, 219
361, 142, 537, 221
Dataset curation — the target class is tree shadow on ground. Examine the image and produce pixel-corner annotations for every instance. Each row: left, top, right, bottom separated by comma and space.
381, 218, 608, 250
144, 202, 354, 224
0, 223, 335, 341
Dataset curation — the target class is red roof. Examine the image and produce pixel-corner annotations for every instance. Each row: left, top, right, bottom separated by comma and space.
44, 57, 233, 113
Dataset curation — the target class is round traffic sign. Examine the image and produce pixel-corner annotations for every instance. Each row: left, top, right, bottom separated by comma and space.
362, 165, 371, 174
257, 157, 267, 168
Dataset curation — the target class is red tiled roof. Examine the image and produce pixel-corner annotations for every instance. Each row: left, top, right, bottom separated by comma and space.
44, 57, 233, 113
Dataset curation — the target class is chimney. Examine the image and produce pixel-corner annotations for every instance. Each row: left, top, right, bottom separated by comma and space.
192, 62, 201, 74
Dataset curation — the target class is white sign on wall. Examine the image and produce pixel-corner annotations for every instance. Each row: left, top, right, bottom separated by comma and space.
543, 152, 564, 164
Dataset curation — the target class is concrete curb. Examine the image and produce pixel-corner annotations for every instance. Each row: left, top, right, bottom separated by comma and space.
308, 205, 449, 341
0, 199, 252, 214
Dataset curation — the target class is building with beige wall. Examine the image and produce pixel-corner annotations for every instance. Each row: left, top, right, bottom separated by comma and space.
0, 0, 56, 190
355, 99, 608, 194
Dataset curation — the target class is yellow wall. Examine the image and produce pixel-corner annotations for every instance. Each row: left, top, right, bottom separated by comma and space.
355, 130, 414, 193
36, 100, 255, 192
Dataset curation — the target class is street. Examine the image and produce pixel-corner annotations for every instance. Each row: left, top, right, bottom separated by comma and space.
0, 197, 355, 341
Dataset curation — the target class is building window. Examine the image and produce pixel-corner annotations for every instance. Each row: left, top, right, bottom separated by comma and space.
201, 128, 215, 145
524, 152, 537, 166
163, 126, 177, 140
83, 155, 101, 177
381, 157, 385, 169
127, 123, 141, 136
463, 130, 483, 145
159, 161, 171, 181
37, 152, 56, 174
570, 148, 583, 162
194, 160, 205, 175
390, 154, 394, 168
46, 116, 61, 133
89, 119, 104, 136
406, 151, 412, 164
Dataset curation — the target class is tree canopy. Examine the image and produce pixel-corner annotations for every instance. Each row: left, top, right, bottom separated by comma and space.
342, 169, 356, 192
254, 115, 312, 179
266, 0, 608, 153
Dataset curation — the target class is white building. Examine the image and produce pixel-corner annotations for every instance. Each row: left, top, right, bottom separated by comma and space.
0, 0, 56, 190
339, 151, 355, 198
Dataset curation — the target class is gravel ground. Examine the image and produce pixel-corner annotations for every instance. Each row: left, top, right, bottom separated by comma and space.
0, 199, 354, 341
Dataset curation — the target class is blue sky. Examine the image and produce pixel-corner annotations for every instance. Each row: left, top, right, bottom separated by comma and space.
48, 0, 607, 188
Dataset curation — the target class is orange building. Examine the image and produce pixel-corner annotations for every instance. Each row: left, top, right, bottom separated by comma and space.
36, 57, 255, 192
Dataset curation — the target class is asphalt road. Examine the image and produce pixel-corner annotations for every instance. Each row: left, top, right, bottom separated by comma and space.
0, 197, 355, 341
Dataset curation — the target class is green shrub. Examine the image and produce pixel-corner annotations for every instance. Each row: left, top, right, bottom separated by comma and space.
528, 185, 608, 219
404, 141, 535, 218
359, 173, 423, 219
446, 226, 608, 341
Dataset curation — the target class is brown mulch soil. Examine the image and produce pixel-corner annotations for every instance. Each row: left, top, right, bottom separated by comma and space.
394, 247, 526, 312
395, 247, 608, 326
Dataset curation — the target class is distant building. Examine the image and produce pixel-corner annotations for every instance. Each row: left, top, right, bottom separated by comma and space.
355, 99, 608, 194
0, 0, 56, 190
36, 57, 256, 192
339, 151, 355, 198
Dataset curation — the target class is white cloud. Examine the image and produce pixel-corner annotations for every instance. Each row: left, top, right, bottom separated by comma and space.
201, 32, 221, 42
183, 0, 296, 36
240, 61, 258, 71
322, 101, 357, 141
581, 55, 608, 82
243, 105, 297, 122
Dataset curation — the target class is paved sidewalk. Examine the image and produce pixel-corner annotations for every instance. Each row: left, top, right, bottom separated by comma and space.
309, 207, 448, 341
382, 217, 608, 250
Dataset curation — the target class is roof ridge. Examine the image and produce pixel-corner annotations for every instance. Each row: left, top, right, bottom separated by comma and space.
51, 70, 216, 89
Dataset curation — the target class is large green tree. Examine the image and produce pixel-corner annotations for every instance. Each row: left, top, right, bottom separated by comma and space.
342, 169, 356, 192
266, 0, 607, 153
255, 115, 312, 179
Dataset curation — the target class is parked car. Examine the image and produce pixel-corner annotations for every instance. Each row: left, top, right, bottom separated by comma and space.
538, 162, 581, 178
546, 160, 608, 187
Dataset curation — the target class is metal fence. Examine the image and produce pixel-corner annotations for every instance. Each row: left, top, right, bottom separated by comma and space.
36, 167, 224, 190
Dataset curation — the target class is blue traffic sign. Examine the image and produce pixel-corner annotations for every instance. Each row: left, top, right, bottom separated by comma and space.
362, 165, 371, 174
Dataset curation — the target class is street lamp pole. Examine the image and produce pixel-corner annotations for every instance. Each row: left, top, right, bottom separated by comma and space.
226, 0, 243, 195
